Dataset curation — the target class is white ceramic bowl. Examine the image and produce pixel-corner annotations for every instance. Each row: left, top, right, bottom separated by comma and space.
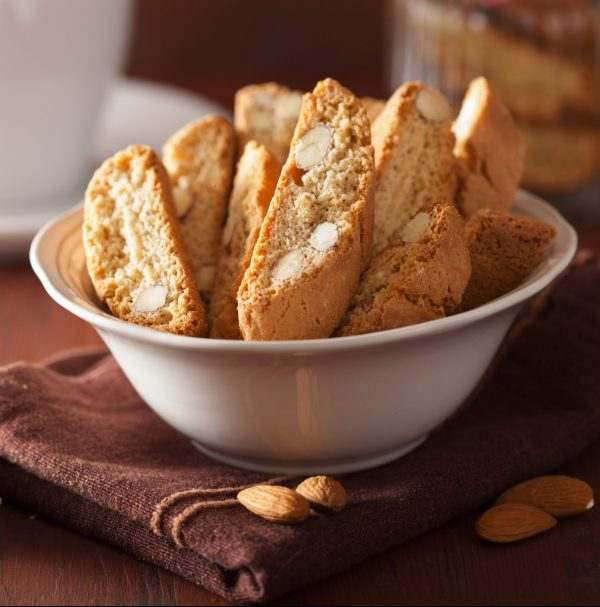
30, 192, 577, 474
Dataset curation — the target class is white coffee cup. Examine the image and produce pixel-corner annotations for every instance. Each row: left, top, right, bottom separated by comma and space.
0, 0, 132, 213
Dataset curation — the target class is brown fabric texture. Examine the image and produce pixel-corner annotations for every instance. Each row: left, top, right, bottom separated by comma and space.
1, 255, 600, 603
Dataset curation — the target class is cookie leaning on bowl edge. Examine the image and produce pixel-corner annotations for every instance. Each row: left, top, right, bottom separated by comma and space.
210, 141, 280, 339
83, 144, 207, 336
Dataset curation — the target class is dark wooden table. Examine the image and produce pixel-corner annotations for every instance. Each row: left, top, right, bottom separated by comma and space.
2, 233, 600, 606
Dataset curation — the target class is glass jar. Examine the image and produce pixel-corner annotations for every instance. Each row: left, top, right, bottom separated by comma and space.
390, 0, 600, 226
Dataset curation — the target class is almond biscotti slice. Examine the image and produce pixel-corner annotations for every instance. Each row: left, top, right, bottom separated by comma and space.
235, 82, 385, 165
453, 77, 525, 217
162, 115, 236, 301
338, 203, 470, 336
237, 78, 376, 341
83, 145, 206, 336
461, 210, 556, 311
371, 82, 457, 253
210, 141, 279, 339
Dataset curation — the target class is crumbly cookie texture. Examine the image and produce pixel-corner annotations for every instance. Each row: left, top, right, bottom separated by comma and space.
234, 83, 305, 165
361, 96, 386, 124
338, 203, 471, 336
453, 77, 525, 217
371, 82, 457, 253
237, 78, 376, 341
210, 141, 280, 339
83, 145, 206, 336
461, 209, 556, 311
162, 115, 236, 301
235, 82, 384, 165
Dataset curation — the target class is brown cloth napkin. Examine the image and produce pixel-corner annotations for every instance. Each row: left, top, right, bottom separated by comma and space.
1, 254, 600, 604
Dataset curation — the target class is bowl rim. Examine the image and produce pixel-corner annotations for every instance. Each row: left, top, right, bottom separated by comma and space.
30, 191, 577, 354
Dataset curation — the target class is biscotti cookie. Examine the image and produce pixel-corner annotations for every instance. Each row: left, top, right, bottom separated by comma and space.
371, 82, 456, 253
338, 203, 470, 336
210, 141, 279, 339
83, 145, 206, 336
453, 77, 525, 217
237, 78, 376, 340
162, 116, 236, 300
461, 210, 556, 311
235, 82, 385, 165
234, 83, 304, 165
361, 96, 385, 124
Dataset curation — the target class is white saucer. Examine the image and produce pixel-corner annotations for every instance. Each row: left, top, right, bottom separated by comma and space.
1, 77, 228, 261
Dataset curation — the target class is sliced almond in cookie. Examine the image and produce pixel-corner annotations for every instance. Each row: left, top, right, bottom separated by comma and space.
133, 285, 168, 313
309, 222, 338, 251
294, 123, 332, 170
416, 87, 452, 122
272, 249, 304, 282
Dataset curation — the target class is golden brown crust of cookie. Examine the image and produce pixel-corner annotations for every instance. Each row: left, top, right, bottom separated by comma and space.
210, 141, 280, 339
338, 203, 471, 336
371, 82, 457, 252
460, 209, 556, 311
83, 145, 207, 336
237, 78, 376, 340
162, 115, 236, 301
453, 77, 525, 216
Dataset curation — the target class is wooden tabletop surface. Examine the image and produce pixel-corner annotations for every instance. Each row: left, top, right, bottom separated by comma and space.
2, 231, 600, 606
2, 3, 600, 594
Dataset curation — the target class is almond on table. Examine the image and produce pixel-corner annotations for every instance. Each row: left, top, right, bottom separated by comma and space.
495, 475, 594, 518
476, 503, 557, 544
209, 141, 279, 339
237, 78, 375, 341
83, 145, 206, 336
162, 115, 236, 301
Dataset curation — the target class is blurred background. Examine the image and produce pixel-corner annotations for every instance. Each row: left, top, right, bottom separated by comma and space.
126, 0, 389, 102
127, 0, 600, 223
1, 0, 599, 262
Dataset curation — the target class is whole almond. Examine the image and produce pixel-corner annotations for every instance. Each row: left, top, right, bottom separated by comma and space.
296, 476, 347, 513
495, 475, 594, 518
476, 503, 557, 543
237, 485, 310, 524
